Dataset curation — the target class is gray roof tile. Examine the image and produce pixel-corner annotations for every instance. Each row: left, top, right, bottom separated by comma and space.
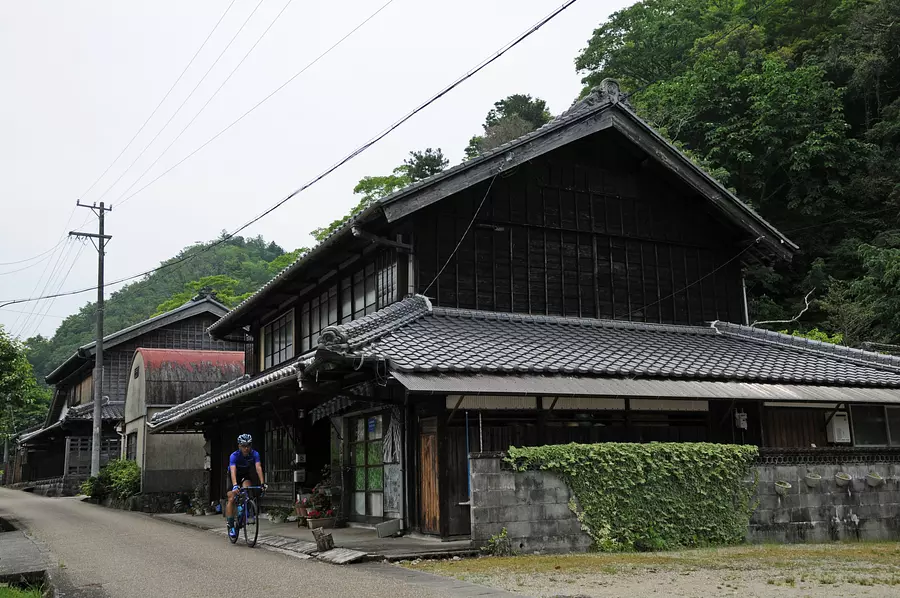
319, 296, 900, 388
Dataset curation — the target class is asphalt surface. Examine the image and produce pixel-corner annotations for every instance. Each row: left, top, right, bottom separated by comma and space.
0, 488, 520, 598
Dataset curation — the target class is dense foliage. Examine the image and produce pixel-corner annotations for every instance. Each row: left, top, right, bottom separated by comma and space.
464, 94, 552, 159
1, 327, 51, 445
507, 443, 759, 551
22, 235, 301, 385
80, 458, 142, 500
577, 0, 900, 346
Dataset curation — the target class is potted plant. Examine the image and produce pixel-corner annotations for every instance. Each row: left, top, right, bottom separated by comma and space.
307, 508, 336, 529
295, 495, 312, 527
266, 506, 291, 523
805, 472, 822, 488
835, 472, 852, 487
775, 480, 792, 496
866, 471, 884, 488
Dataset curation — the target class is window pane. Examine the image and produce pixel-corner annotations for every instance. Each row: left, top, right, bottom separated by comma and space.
367, 441, 381, 466
328, 291, 338, 326
354, 445, 366, 466
368, 490, 384, 516
340, 280, 352, 323
367, 467, 383, 491
853, 406, 889, 446
353, 272, 364, 316
365, 269, 376, 308
355, 468, 366, 491
355, 419, 365, 442
370, 415, 383, 440
889, 408, 900, 446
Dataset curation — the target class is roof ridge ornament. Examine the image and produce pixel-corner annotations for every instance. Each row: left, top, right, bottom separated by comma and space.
583, 78, 633, 110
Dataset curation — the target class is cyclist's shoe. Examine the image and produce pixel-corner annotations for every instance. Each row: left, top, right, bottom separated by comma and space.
228, 526, 238, 539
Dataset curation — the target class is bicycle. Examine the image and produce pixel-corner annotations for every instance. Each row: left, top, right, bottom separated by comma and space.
228, 486, 264, 547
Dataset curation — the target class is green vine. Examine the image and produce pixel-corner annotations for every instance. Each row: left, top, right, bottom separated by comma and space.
506, 442, 759, 552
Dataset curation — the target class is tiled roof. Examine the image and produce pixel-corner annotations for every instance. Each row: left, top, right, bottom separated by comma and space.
317, 296, 900, 388
209, 80, 797, 339
147, 357, 308, 430
65, 400, 125, 421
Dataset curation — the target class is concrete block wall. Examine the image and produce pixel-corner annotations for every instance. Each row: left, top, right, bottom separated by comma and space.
469, 452, 591, 553
750, 462, 900, 543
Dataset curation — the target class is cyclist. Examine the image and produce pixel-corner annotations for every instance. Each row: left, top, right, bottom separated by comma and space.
226, 433, 267, 539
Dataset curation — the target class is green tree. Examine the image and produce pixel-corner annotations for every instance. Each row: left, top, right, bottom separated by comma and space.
575, 0, 900, 348
311, 148, 449, 242
465, 94, 553, 158
153, 275, 254, 315
1, 326, 51, 455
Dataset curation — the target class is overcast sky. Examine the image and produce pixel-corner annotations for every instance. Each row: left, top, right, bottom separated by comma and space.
1, 0, 630, 340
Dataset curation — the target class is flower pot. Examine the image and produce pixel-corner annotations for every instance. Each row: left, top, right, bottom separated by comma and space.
296, 506, 308, 518
805, 473, 822, 488
775, 481, 792, 497
866, 473, 884, 488
835, 472, 852, 487
308, 517, 335, 529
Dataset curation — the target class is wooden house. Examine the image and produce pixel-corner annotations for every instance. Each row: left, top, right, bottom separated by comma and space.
16, 293, 244, 493
149, 81, 900, 537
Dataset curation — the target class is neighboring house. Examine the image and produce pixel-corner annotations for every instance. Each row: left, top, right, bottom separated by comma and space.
17, 292, 245, 494
123, 348, 244, 495
150, 80, 900, 539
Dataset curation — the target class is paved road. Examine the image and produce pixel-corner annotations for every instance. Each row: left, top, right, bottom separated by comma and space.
0, 488, 519, 598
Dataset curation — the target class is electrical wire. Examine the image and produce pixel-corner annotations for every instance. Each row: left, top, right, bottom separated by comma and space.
78, 0, 239, 201
626, 236, 764, 320
19, 241, 87, 340
114, 0, 398, 208
0, 237, 67, 267
9, 237, 76, 337
0, 251, 57, 276
0, 0, 580, 309
115, 0, 297, 208
93, 0, 269, 204
423, 174, 498, 295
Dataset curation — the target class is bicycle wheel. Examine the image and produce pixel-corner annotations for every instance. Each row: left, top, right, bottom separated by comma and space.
243, 499, 259, 547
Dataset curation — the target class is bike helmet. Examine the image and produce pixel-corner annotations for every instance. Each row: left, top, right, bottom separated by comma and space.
237, 433, 252, 446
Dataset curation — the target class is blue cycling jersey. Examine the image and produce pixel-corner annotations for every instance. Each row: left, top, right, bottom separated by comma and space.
229, 449, 260, 472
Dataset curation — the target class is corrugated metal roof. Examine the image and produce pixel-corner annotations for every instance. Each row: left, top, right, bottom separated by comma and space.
147, 357, 309, 431
393, 372, 900, 404
136, 349, 244, 371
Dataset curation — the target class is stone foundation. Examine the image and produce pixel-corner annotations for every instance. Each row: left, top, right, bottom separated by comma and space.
469, 453, 591, 553
750, 454, 900, 543
470, 450, 900, 553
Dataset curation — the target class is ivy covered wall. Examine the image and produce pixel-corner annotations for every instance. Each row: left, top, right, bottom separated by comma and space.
504, 443, 759, 551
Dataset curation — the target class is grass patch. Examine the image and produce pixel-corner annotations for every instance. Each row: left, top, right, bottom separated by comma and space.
402, 541, 900, 589
0, 586, 43, 598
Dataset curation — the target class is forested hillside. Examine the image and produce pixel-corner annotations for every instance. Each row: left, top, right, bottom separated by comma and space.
23, 235, 305, 384
576, 0, 900, 348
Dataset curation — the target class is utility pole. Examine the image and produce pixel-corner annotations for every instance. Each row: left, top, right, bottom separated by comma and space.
71, 201, 112, 476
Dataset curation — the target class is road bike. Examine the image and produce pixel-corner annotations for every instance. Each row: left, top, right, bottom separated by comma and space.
228, 486, 264, 547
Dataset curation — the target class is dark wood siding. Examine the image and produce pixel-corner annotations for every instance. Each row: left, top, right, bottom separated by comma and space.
62, 313, 243, 405
764, 408, 828, 448
414, 135, 746, 325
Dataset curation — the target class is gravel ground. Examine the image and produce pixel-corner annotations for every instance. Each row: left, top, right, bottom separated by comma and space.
404, 542, 900, 597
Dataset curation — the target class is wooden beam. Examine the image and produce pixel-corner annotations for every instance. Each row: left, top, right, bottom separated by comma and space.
382, 111, 615, 223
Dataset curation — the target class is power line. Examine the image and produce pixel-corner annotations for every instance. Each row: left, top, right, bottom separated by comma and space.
0, 0, 580, 309
10, 237, 75, 338
93, 0, 268, 205
115, 0, 398, 208
0, 251, 57, 276
78, 0, 239, 201
626, 237, 764, 320
115, 0, 297, 208
0, 238, 66, 267
424, 174, 498, 295
19, 242, 87, 340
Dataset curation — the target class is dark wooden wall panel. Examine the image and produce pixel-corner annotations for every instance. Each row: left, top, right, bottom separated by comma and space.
414, 134, 746, 325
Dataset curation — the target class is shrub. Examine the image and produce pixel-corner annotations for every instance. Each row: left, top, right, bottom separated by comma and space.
506, 442, 759, 552
80, 459, 141, 500
481, 527, 514, 557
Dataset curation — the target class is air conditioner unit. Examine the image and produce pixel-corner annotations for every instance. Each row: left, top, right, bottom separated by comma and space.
827, 412, 851, 444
